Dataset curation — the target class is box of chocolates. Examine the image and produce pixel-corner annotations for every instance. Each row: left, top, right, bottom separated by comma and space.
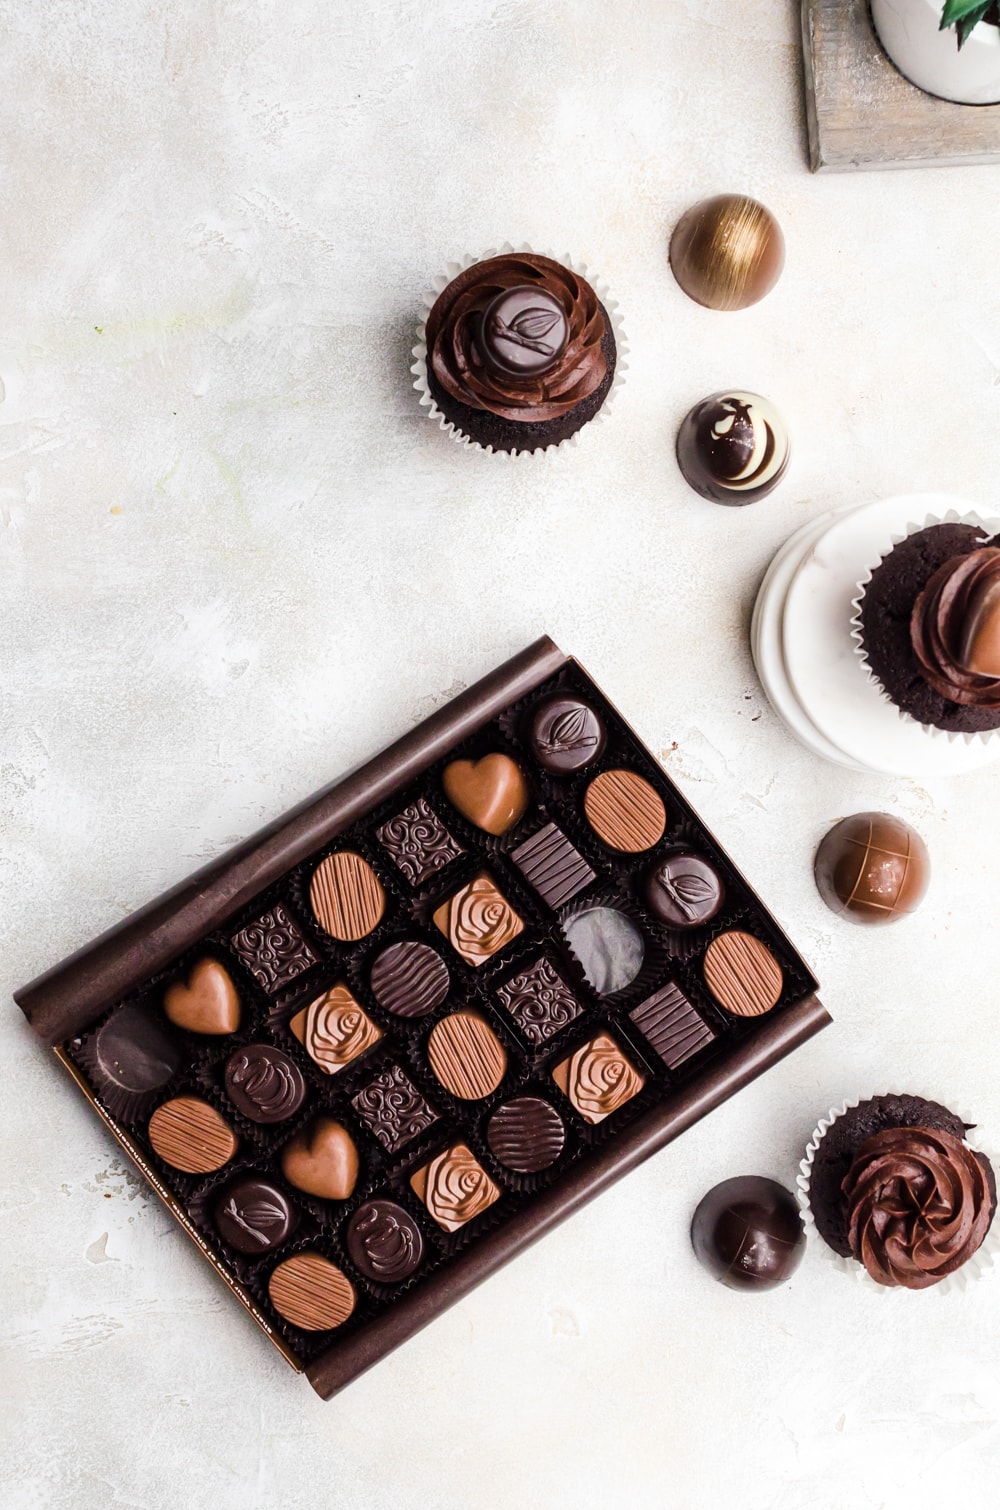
16, 637, 829, 1397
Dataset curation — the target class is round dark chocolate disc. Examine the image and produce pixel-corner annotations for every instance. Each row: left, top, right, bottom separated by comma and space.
370, 940, 450, 1018
645, 851, 725, 929
478, 285, 569, 379
487, 1096, 565, 1173
561, 906, 645, 996
690, 1175, 805, 1290
224, 1044, 307, 1124
527, 695, 607, 774
346, 1199, 425, 1284
91, 1004, 183, 1120
214, 1177, 297, 1255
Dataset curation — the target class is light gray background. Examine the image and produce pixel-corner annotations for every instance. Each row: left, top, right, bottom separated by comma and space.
2, 2, 999, 1507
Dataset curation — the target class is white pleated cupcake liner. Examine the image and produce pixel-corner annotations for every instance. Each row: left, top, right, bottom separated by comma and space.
849, 507, 1000, 746
411, 242, 628, 459
797, 1094, 999, 1295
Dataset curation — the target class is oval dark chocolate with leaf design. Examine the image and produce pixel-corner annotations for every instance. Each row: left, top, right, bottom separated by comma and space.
214, 1177, 297, 1255
645, 851, 724, 929
527, 695, 606, 774
478, 286, 569, 379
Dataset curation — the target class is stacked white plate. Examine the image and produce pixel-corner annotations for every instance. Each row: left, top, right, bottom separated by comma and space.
750, 494, 1000, 778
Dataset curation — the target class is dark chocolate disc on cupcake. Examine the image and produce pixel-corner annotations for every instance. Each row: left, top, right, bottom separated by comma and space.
858, 522, 1000, 733
422, 252, 617, 455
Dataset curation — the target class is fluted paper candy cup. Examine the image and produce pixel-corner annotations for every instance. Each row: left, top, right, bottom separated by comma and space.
412, 243, 627, 458
850, 506, 1000, 746
797, 1096, 999, 1295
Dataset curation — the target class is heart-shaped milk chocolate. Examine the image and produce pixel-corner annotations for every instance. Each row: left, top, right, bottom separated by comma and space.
163, 958, 241, 1036
280, 1117, 359, 1201
441, 753, 529, 836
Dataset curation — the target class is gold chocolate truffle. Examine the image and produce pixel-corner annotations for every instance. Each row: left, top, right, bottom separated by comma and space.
669, 194, 784, 312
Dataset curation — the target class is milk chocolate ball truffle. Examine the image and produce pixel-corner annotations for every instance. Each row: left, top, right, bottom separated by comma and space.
691, 1176, 805, 1290
676, 392, 789, 506
669, 194, 785, 311
814, 812, 929, 926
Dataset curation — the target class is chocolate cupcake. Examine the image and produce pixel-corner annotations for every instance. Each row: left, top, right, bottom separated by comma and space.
413, 245, 623, 455
800, 1094, 997, 1290
853, 516, 1000, 734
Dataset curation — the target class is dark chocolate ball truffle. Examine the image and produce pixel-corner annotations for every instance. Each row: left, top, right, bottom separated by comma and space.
669, 194, 785, 311
814, 812, 929, 926
676, 391, 789, 506
691, 1176, 805, 1290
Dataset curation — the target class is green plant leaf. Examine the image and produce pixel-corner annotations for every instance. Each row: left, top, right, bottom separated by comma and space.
941, 0, 990, 24
941, 0, 993, 48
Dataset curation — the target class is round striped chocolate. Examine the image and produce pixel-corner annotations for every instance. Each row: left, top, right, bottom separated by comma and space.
268, 1252, 355, 1331
487, 1097, 565, 1173
583, 769, 666, 853
148, 1096, 238, 1174
427, 1011, 506, 1100
703, 930, 783, 1017
309, 851, 385, 941
370, 941, 449, 1018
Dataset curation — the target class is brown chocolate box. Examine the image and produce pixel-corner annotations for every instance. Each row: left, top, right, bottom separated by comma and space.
16, 637, 829, 1397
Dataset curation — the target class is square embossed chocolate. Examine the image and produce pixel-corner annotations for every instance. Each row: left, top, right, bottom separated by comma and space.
432, 872, 523, 968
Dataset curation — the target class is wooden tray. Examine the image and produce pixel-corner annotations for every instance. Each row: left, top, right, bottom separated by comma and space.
802, 0, 1000, 171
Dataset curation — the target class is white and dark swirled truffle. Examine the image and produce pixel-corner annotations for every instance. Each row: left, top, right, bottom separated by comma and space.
676, 390, 789, 505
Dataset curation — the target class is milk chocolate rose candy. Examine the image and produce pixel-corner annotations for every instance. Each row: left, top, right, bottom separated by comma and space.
432, 872, 524, 967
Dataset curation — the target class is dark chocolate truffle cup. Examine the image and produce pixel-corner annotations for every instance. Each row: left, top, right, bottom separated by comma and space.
852, 518, 1000, 735
799, 1094, 996, 1278
412, 247, 625, 456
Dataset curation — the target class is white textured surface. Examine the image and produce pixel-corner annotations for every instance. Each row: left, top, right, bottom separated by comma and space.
2, 3, 1000, 1507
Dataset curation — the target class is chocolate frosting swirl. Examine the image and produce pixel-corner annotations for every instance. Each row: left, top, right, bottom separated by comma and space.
425, 253, 607, 422
842, 1126, 993, 1289
910, 545, 1000, 707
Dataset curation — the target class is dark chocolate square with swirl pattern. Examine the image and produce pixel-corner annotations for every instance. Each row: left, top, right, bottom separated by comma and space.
496, 956, 582, 1047
376, 798, 463, 887
228, 904, 317, 994
351, 1064, 439, 1154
